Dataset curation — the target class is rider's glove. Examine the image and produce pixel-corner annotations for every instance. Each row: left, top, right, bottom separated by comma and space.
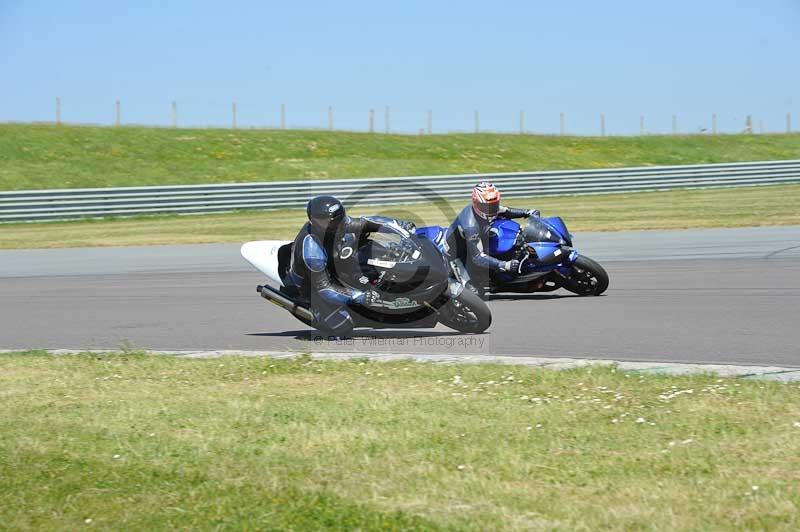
350, 291, 366, 305
400, 221, 417, 233
526, 209, 541, 218
364, 290, 381, 306
499, 259, 521, 274
351, 290, 380, 306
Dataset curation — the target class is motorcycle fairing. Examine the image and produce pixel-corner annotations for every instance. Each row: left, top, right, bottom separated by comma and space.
349, 234, 444, 294
415, 225, 443, 242
487, 219, 520, 255
527, 242, 566, 265
241, 240, 292, 287
414, 225, 451, 256
522, 218, 563, 244
540, 216, 572, 246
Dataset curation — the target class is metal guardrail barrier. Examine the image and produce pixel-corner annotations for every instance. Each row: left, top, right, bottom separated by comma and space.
1, 160, 799, 222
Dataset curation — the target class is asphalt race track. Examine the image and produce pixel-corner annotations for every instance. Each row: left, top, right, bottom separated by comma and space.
1, 226, 799, 367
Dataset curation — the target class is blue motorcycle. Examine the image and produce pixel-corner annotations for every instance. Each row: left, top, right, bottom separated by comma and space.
416, 215, 608, 298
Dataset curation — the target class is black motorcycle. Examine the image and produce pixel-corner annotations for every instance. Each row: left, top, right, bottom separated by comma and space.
241, 217, 492, 334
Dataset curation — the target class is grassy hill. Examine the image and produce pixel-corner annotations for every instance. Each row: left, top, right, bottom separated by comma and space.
1, 123, 799, 190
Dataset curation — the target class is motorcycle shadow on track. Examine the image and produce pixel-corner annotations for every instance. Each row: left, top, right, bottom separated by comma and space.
247, 329, 483, 341
484, 292, 605, 301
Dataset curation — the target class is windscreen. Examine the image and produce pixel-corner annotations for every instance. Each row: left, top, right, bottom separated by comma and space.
364, 225, 421, 264
523, 218, 563, 244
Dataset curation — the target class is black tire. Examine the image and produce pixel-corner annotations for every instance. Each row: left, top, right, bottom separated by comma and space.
562, 256, 609, 296
439, 288, 492, 333
466, 282, 487, 300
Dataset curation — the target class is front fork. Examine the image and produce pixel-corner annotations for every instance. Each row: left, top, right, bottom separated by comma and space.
554, 249, 580, 278
449, 258, 471, 286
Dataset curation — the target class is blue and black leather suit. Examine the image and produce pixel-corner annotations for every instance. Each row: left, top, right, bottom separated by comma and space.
287, 217, 387, 335
446, 205, 531, 284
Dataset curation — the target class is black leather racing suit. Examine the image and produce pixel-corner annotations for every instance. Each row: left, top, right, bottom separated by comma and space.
446, 205, 531, 287
286, 216, 395, 336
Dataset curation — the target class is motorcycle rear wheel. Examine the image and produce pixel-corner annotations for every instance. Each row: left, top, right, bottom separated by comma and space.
439, 288, 492, 333
562, 256, 609, 296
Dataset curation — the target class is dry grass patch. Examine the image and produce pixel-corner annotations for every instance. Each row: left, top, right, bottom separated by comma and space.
1, 184, 799, 249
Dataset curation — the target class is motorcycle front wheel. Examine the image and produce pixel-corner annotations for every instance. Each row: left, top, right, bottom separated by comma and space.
438, 288, 492, 333
562, 256, 609, 296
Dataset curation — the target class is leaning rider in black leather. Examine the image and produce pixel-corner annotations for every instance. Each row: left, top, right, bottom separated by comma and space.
447, 181, 539, 291
287, 195, 414, 337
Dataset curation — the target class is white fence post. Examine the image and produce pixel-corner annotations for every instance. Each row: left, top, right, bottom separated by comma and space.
56, 97, 61, 125
232, 101, 237, 129
427, 110, 432, 135
519, 110, 525, 134
171, 101, 177, 128
115, 100, 120, 127
369, 109, 375, 133
328, 106, 333, 131
600, 113, 606, 137
559, 113, 565, 136
280, 103, 286, 129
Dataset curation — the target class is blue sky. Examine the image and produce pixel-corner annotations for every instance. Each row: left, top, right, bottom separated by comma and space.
1, 0, 798, 135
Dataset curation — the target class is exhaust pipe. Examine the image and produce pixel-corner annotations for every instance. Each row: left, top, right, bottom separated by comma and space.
257, 285, 315, 322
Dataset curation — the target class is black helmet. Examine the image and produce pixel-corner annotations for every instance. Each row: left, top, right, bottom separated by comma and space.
307, 195, 346, 235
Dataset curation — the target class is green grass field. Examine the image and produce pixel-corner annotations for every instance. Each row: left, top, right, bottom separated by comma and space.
1, 123, 799, 190
1, 184, 798, 249
1, 352, 799, 530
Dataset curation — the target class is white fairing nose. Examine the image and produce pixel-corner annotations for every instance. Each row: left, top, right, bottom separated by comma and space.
240, 240, 291, 287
